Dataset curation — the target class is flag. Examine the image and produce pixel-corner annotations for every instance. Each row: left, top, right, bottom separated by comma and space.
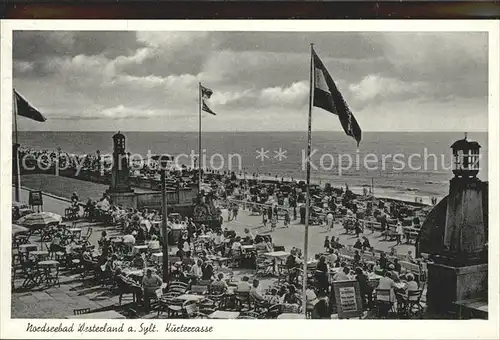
14, 89, 47, 122
200, 84, 216, 115
312, 48, 361, 146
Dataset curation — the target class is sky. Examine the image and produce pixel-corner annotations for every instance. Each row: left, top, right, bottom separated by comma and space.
13, 31, 488, 132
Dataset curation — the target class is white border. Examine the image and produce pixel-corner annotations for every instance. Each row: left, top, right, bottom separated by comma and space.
1, 20, 499, 340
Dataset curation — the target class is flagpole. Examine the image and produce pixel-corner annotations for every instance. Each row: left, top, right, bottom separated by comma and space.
302, 43, 314, 317
198, 82, 202, 194
13, 91, 21, 202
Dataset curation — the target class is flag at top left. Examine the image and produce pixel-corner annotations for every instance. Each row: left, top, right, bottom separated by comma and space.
14, 90, 47, 122
200, 84, 216, 115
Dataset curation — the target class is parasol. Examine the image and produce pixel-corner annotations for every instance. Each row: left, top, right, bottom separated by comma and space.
18, 211, 62, 230
12, 224, 29, 235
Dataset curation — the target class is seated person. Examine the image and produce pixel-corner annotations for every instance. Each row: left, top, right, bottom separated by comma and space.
311, 298, 330, 319
305, 284, 319, 312
142, 268, 163, 312
114, 267, 143, 305
353, 250, 361, 264
122, 232, 136, 253
280, 284, 300, 306
250, 279, 279, 305
376, 271, 399, 303
326, 249, 338, 268
387, 264, 400, 282
406, 250, 416, 263
353, 238, 363, 250
404, 273, 419, 292
235, 276, 252, 293
333, 266, 351, 282
131, 253, 145, 268
201, 260, 214, 281
188, 259, 203, 283
49, 232, 66, 254
255, 238, 268, 252
211, 273, 229, 293
230, 237, 242, 255
147, 235, 161, 253
393, 259, 402, 273
175, 245, 185, 260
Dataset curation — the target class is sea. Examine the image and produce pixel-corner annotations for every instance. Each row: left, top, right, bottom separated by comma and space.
17, 131, 488, 204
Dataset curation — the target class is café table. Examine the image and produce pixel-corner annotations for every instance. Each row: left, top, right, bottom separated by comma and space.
151, 252, 163, 264
263, 251, 290, 275
174, 294, 206, 303
66, 310, 126, 319
30, 250, 49, 261
68, 228, 82, 238
208, 310, 240, 319
133, 245, 149, 255
277, 313, 305, 319
38, 260, 59, 286
19, 244, 38, 253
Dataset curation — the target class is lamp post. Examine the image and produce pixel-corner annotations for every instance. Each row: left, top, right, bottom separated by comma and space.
160, 156, 169, 282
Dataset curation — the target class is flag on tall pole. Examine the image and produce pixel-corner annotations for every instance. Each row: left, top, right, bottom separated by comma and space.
201, 84, 216, 115
13, 89, 47, 202
198, 83, 217, 193
301, 46, 362, 316
312, 48, 361, 146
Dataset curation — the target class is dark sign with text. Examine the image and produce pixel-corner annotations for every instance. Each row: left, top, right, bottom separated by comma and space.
29, 190, 43, 207
332, 280, 363, 319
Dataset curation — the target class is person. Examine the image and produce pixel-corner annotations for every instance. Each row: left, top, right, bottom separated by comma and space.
353, 250, 361, 265
379, 252, 388, 270
285, 250, 301, 284
270, 214, 277, 232
353, 238, 363, 250
98, 230, 108, 249
114, 267, 143, 306
311, 298, 330, 319
231, 236, 242, 256
142, 268, 163, 312
404, 273, 419, 292
396, 221, 404, 245
324, 236, 330, 252
189, 259, 203, 283
249, 279, 266, 303
122, 232, 136, 254
255, 238, 268, 252
236, 276, 252, 293
232, 203, 239, 221
201, 260, 214, 281
326, 211, 334, 231
393, 259, 402, 273
243, 228, 254, 244
326, 249, 337, 268
49, 232, 65, 255
281, 284, 300, 305
211, 273, 229, 292
148, 234, 160, 253
284, 210, 290, 228
262, 209, 268, 227
131, 252, 145, 268
389, 247, 397, 257
355, 267, 372, 309
362, 236, 371, 251
333, 266, 351, 282
305, 284, 319, 312
175, 244, 185, 260
376, 271, 398, 313
354, 218, 363, 238
71, 192, 79, 204
315, 256, 330, 294
406, 250, 415, 263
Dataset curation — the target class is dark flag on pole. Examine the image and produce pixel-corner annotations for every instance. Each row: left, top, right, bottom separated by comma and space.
312, 48, 361, 146
200, 84, 216, 115
14, 89, 47, 122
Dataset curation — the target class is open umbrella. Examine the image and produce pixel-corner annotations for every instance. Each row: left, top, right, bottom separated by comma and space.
18, 212, 62, 249
12, 224, 29, 235
17, 211, 62, 229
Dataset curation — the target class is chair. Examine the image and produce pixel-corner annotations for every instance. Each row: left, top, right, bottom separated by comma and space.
116, 279, 138, 306
406, 289, 425, 318
198, 279, 212, 286
73, 308, 91, 315
375, 289, 395, 318
81, 227, 93, 243
182, 302, 201, 319
255, 256, 274, 277
237, 311, 261, 319
266, 304, 282, 319
190, 285, 209, 295
235, 291, 252, 311
198, 297, 217, 315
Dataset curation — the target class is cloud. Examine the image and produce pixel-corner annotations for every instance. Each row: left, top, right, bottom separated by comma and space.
12, 31, 488, 132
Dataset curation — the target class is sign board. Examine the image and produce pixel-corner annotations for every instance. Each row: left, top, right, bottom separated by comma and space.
29, 190, 43, 208
332, 280, 363, 319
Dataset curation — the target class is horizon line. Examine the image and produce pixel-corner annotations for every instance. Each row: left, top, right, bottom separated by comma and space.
16, 130, 489, 133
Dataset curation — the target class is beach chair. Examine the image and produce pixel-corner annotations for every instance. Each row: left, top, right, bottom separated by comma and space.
235, 291, 252, 311
406, 287, 425, 318
375, 289, 395, 318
